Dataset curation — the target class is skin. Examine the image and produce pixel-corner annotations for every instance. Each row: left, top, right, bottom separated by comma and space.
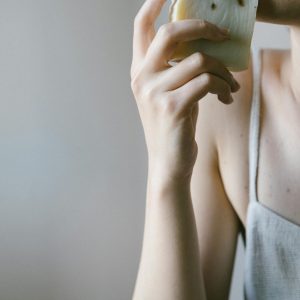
130, 0, 300, 299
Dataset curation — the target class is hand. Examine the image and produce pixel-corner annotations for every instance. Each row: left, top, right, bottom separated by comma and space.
130, 0, 240, 183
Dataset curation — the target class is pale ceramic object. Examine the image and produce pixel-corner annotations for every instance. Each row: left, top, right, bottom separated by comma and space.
169, 0, 259, 71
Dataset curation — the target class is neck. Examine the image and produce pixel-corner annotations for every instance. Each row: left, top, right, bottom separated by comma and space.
288, 26, 300, 102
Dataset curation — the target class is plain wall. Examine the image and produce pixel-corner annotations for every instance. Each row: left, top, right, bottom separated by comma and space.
0, 1, 289, 299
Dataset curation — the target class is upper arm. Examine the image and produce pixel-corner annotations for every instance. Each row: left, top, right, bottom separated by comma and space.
190, 97, 240, 300
190, 60, 252, 299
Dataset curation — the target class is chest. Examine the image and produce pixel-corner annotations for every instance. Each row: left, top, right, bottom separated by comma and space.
219, 75, 300, 230
257, 91, 300, 227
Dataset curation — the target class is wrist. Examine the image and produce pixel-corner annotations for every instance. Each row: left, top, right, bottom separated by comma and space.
147, 179, 191, 206
148, 164, 191, 185
147, 166, 192, 202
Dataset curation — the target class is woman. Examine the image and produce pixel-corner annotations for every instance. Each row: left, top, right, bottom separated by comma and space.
130, 0, 300, 299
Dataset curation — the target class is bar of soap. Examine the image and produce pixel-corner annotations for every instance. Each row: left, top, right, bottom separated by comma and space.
168, 0, 258, 71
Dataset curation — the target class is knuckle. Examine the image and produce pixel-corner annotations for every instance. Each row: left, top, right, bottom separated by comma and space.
160, 94, 178, 114
130, 64, 148, 95
190, 52, 205, 67
200, 73, 213, 87
130, 76, 140, 93
158, 23, 174, 40
142, 84, 157, 100
198, 19, 209, 28
134, 13, 145, 27
130, 70, 143, 93
130, 65, 136, 80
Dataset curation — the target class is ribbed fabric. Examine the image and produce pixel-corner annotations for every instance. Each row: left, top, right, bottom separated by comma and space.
243, 46, 300, 300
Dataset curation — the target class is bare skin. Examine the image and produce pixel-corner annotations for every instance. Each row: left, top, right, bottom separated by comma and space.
216, 48, 300, 230
191, 26, 300, 300
131, 0, 300, 299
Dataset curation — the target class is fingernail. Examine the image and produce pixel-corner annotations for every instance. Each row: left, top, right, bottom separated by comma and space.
220, 27, 230, 35
228, 95, 234, 104
219, 94, 233, 104
230, 75, 240, 90
234, 79, 240, 89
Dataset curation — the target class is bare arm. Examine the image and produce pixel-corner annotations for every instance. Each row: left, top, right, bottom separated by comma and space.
132, 175, 207, 300
191, 92, 243, 300
130, 1, 240, 299
132, 96, 241, 300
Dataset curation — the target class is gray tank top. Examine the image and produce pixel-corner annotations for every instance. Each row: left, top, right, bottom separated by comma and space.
243, 46, 300, 299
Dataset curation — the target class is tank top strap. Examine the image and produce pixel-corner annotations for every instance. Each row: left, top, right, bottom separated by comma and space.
249, 45, 262, 203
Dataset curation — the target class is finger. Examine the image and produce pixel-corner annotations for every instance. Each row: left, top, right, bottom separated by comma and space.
145, 19, 230, 71
132, 0, 166, 65
158, 52, 240, 92
173, 73, 233, 113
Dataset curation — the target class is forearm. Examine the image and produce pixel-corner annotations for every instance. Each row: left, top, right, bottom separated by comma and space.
256, 0, 300, 25
132, 170, 207, 300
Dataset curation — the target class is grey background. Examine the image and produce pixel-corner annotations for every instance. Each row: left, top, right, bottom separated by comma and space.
0, 1, 289, 299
